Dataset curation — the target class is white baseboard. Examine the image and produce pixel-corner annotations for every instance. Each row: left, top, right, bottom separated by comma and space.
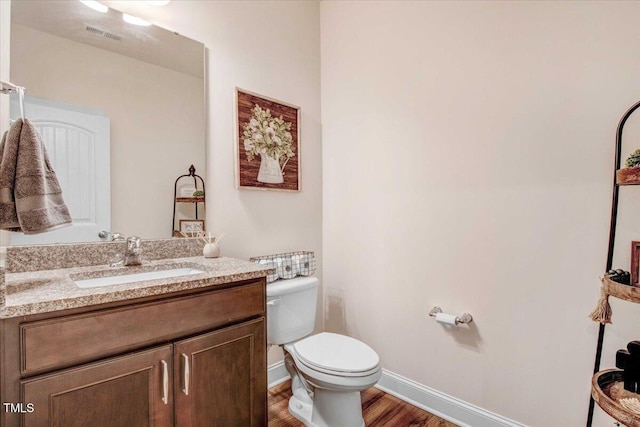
376, 370, 525, 427
267, 363, 525, 427
268, 361, 290, 388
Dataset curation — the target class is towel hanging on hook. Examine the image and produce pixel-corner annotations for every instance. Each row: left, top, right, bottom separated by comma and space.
0, 118, 72, 233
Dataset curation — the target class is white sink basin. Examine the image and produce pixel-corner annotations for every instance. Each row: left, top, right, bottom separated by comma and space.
73, 267, 206, 288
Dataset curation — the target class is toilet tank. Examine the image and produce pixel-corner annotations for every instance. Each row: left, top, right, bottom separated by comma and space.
266, 276, 318, 345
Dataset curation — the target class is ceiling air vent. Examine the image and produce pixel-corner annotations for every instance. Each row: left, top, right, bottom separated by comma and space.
85, 26, 122, 41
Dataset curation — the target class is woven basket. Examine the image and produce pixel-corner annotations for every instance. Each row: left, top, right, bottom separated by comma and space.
249, 251, 316, 283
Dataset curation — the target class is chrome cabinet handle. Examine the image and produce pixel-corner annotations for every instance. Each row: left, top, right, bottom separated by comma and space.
161, 360, 169, 404
182, 353, 190, 395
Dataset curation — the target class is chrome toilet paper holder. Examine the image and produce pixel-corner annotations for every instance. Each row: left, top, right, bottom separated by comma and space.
428, 306, 473, 325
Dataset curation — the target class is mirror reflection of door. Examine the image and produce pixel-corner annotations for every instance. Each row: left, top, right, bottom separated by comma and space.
9, 95, 110, 244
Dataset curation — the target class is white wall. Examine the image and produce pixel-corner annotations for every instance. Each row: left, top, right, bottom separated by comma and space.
321, 1, 640, 426
101, 1, 323, 365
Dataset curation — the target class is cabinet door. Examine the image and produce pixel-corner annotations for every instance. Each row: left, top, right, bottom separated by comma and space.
174, 318, 266, 427
21, 345, 173, 427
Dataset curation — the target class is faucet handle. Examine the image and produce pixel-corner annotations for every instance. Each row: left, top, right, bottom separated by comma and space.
127, 236, 142, 251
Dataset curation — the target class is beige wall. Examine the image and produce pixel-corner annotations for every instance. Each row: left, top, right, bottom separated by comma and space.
101, 1, 323, 365
6, 0, 639, 424
321, 1, 639, 426
10, 23, 204, 240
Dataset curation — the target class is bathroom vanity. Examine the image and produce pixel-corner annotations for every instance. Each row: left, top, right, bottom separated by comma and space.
0, 239, 270, 427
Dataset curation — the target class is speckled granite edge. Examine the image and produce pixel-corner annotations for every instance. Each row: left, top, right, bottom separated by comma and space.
1, 256, 273, 319
5, 238, 205, 273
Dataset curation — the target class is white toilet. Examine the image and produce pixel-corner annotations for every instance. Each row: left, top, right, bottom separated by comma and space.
267, 276, 382, 427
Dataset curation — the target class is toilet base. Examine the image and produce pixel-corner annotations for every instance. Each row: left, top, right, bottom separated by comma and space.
288, 389, 365, 427
288, 394, 314, 425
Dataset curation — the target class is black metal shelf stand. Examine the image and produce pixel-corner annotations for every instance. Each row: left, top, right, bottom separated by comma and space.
587, 99, 640, 427
172, 165, 206, 236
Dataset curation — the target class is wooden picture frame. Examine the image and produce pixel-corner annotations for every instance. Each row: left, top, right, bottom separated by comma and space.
179, 219, 205, 236
235, 88, 300, 192
631, 241, 640, 285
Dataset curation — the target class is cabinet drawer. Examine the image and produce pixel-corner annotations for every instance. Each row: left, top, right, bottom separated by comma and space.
20, 282, 264, 376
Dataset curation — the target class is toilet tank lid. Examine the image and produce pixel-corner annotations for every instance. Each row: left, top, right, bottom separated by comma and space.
266, 276, 319, 297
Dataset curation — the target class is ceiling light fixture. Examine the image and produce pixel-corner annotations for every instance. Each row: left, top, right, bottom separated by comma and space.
147, 1, 171, 6
123, 13, 152, 27
79, 0, 108, 13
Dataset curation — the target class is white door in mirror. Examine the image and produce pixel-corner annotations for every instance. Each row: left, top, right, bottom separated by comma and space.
10, 96, 111, 244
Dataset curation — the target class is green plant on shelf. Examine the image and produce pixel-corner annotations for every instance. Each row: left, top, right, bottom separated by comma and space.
626, 149, 640, 168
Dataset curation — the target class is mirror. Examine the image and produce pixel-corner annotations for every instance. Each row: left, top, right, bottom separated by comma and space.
8, 0, 206, 245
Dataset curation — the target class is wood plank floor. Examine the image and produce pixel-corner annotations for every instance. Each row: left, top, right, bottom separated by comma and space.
268, 380, 458, 427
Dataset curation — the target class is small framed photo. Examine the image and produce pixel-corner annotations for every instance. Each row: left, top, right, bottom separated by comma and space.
631, 241, 640, 285
179, 219, 205, 236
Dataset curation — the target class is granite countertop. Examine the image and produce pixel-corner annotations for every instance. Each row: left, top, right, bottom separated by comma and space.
1, 256, 272, 319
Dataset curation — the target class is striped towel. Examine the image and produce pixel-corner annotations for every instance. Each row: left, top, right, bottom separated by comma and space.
0, 118, 72, 234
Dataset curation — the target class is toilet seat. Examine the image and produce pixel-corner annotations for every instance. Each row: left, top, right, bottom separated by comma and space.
287, 333, 380, 378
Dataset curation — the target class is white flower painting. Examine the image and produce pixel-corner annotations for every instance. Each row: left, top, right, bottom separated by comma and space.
236, 89, 300, 191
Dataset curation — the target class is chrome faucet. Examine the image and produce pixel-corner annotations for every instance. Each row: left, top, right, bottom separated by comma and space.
110, 236, 143, 267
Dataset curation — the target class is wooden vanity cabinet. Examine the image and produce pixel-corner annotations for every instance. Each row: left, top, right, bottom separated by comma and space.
0, 278, 267, 427
22, 345, 174, 427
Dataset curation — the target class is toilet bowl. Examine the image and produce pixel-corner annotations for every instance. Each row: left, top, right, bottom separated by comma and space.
267, 277, 381, 427
284, 333, 382, 427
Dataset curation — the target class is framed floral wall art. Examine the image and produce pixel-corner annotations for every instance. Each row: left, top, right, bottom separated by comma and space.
235, 88, 300, 191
